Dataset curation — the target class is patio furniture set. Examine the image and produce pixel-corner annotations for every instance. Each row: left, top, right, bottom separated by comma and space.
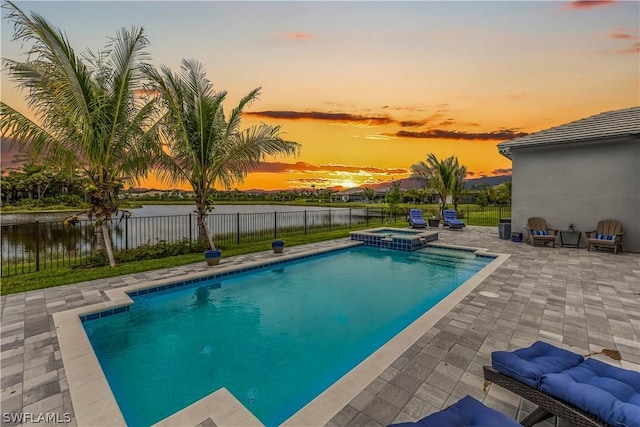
392, 341, 639, 427
526, 217, 624, 253
408, 209, 465, 230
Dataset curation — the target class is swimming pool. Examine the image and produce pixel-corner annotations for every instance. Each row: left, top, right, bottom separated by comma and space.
82, 245, 494, 426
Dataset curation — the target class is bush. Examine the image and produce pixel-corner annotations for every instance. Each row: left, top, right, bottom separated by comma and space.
75, 239, 209, 268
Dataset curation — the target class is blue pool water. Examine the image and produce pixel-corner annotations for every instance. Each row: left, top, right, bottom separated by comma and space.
83, 246, 492, 426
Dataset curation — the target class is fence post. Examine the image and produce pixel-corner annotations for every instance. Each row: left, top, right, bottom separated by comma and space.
366, 208, 369, 226
274, 211, 277, 239
236, 213, 240, 244
304, 211, 307, 235
125, 216, 129, 250
35, 221, 40, 272
349, 208, 352, 228
329, 210, 332, 231
189, 215, 193, 242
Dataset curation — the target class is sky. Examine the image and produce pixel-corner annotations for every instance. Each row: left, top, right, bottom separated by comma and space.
2, 0, 639, 191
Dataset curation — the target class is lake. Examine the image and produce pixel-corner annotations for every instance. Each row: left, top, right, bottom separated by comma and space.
1, 204, 383, 260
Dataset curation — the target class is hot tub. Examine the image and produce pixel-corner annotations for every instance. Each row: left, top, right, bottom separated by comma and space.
349, 227, 438, 251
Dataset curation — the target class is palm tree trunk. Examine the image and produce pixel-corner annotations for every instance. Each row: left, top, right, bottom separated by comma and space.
101, 221, 116, 267
196, 213, 215, 249
195, 192, 215, 249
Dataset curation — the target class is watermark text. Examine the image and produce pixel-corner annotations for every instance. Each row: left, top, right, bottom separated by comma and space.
2, 412, 71, 424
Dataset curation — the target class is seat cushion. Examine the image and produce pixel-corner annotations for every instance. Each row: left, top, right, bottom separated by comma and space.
541, 358, 640, 427
533, 230, 548, 235
491, 341, 584, 387
596, 234, 616, 240
392, 395, 520, 427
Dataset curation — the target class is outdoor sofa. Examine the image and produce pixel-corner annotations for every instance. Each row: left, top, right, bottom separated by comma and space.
483, 341, 640, 427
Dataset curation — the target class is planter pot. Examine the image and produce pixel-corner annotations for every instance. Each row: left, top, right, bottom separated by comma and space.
204, 249, 222, 266
272, 240, 285, 254
428, 218, 440, 228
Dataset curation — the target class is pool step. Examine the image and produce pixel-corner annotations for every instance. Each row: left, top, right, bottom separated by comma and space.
408, 251, 489, 269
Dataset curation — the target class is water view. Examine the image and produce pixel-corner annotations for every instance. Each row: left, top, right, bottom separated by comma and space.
0, 204, 369, 259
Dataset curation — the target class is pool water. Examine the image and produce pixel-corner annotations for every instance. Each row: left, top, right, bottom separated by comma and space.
83, 246, 492, 426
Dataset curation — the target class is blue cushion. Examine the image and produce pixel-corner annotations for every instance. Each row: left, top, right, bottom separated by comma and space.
541, 358, 640, 427
596, 234, 616, 241
533, 230, 549, 236
391, 395, 520, 427
492, 341, 584, 387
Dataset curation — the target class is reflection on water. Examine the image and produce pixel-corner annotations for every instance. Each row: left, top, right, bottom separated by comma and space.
1, 204, 354, 259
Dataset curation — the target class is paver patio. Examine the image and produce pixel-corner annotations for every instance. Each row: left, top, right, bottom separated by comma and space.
1, 226, 639, 426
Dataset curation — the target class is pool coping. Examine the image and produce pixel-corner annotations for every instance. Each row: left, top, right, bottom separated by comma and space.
53, 241, 508, 427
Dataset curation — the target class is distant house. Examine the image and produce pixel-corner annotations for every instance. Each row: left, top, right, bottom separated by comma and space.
498, 106, 640, 252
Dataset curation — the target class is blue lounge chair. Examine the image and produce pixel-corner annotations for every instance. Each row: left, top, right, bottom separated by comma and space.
441, 210, 464, 229
390, 395, 520, 426
484, 341, 640, 427
408, 209, 427, 229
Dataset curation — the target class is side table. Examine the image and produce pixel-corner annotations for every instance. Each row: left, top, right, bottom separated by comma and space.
559, 230, 581, 248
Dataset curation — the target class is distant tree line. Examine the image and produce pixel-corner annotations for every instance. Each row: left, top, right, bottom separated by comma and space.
0, 163, 87, 208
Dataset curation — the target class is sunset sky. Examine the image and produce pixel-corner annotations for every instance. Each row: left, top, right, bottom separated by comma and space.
2, 1, 638, 191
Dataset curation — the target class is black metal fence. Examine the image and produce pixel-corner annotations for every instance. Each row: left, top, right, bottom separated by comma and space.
1, 208, 401, 277
1, 205, 510, 277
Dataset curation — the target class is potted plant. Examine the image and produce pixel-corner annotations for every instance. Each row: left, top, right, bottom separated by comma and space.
272, 240, 285, 253
428, 210, 440, 227
204, 248, 222, 266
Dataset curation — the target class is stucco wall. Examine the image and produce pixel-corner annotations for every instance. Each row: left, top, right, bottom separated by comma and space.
511, 139, 640, 252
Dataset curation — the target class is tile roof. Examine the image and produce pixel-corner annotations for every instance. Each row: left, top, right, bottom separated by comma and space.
498, 106, 640, 157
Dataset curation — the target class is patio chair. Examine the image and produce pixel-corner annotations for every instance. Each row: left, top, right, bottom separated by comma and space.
389, 394, 520, 426
483, 341, 640, 427
441, 209, 464, 230
408, 209, 427, 229
525, 217, 558, 247
586, 219, 623, 254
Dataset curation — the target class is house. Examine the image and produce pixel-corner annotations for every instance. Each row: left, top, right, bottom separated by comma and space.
498, 106, 639, 252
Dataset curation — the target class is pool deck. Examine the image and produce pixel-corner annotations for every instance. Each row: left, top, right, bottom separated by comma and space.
1, 226, 639, 426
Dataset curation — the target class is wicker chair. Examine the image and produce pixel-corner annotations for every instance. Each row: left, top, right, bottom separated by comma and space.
586, 219, 623, 254
483, 366, 608, 427
525, 217, 558, 247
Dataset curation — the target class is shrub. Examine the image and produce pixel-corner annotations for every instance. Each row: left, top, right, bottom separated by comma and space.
74, 239, 209, 268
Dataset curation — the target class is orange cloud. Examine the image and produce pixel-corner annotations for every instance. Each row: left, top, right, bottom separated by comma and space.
600, 42, 640, 55
506, 93, 528, 101
253, 161, 408, 175
245, 110, 395, 125
390, 129, 528, 141
286, 32, 313, 40
491, 168, 512, 175
568, 0, 616, 9
610, 32, 633, 39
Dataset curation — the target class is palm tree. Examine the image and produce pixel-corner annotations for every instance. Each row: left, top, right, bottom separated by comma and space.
1, 2, 159, 267
411, 154, 458, 212
450, 164, 468, 213
362, 187, 376, 203
147, 59, 300, 249
404, 188, 421, 204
